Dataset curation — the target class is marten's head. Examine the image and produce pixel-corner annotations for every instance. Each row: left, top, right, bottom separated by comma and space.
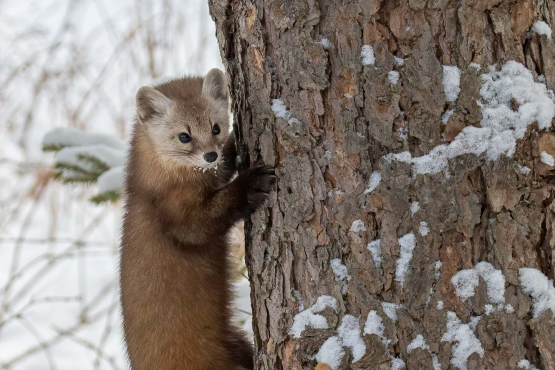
135, 69, 229, 169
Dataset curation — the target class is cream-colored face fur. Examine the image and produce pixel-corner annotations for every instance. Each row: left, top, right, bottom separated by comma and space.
147, 99, 229, 169
136, 69, 230, 169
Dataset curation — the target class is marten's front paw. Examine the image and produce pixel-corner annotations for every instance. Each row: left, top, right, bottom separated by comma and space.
237, 162, 275, 215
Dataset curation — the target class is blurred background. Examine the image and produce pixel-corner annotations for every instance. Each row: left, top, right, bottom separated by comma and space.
0, 1, 250, 369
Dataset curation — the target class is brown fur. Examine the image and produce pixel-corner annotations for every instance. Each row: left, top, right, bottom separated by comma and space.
120, 71, 274, 370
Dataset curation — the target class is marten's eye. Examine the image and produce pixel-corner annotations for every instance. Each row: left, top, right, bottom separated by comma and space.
179, 133, 191, 143
212, 124, 220, 135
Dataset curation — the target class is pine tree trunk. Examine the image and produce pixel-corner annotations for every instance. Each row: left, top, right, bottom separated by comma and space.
208, 1, 555, 369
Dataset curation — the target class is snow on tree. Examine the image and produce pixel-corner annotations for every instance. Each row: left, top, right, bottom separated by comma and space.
42, 128, 126, 204
208, 0, 555, 369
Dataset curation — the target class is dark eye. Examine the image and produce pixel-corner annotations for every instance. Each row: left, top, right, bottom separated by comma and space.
179, 133, 191, 143
212, 124, 220, 135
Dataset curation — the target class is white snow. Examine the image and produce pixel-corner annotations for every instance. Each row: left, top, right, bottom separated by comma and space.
505, 304, 514, 313
518, 359, 540, 370
474, 262, 506, 304
363, 310, 385, 337
293, 289, 304, 311
395, 232, 416, 287
315, 315, 367, 368
394, 56, 404, 66
314, 336, 345, 370
519, 165, 531, 174
331, 259, 351, 282
541, 151, 554, 166
56, 144, 126, 170
443, 65, 461, 103
532, 20, 552, 39
320, 38, 332, 49
391, 357, 406, 370
441, 311, 485, 370
388, 71, 400, 85
442, 109, 455, 124
43, 128, 126, 151
468, 63, 481, 70
381, 302, 402, 321
437, 301, 444, 310
97, 166, 125, 192
419, 221, 430, 236
271, 99, 300, 125
469, 316, 481, 332
361, 45, 375, 66
367, 239, 382, 268
435, 260, 443, 280
364, 171, 382, 194
384, 151, 412, 163
289, 295, 338, 338
451, 269, 480, 301
350, 219, 366, 233
410, 201, 420, 216
432, 354, 442, 370
484, 304, 495, 315
331, 259, 351, 294
393, 62, 555, 178
519, 268, 555, 318
407, 334, 430, 353
338, 315, 366, 362
451, 262, 506, 304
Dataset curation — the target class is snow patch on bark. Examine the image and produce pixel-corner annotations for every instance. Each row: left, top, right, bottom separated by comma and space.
532, 21, 552, 39
367, 239, 382, 268
519, 268, 555, 318
330, 258, 351, 294
443, 65, 461, 102
271, 99, 300, 125
441, 311, 485, 370
388, 71, 400, 85
410, 201, 420, 216
518, 359, 540, 370
394, 56, 404, 66
319, 38, 332, 49
350, 220, 366, 233
452, 269, 480, 301
314, 315, 367, 369
381, 302, 402, 321
338, 315, 366, 362
395, 232, 416, 287
363, 310, 385, 337
419, 221, 430, 236
451, 262, 505, 304
379, 62, 555, 178
361, 45, 375, 66
314, 336, 344, 370
289, 296, 338, 338
364, 171, 381, 194
407, 334, 430, 353
541, 151, 554, 166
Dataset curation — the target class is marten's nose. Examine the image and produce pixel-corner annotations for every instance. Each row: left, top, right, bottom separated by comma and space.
204, 152, 218, 163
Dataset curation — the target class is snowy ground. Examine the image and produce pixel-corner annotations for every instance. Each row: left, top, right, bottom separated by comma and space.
0, 1, 249, 369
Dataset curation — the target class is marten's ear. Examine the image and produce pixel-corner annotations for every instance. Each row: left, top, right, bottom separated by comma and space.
136, 86, 172, 122
202, 69, 228, 108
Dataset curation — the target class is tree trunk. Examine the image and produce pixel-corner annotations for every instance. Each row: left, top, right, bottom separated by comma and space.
208, 1, 555, 369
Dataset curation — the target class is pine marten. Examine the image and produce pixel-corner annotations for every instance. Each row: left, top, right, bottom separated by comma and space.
120, 69, 274, 370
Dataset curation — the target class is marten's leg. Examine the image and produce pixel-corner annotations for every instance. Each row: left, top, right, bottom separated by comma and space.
224, 329, 254, 370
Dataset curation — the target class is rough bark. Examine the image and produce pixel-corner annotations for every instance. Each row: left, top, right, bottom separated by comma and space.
208, 1, 555, 369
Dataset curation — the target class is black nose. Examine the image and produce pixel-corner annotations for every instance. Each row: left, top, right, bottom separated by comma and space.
204, 152, 218, 163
